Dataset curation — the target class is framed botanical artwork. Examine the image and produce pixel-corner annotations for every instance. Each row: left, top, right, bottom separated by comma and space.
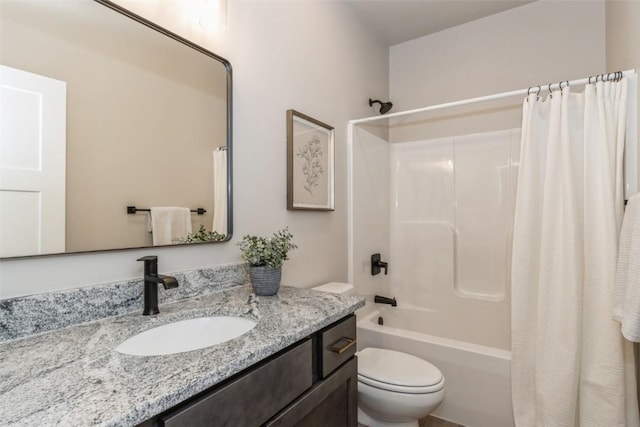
287, 110, 335, 211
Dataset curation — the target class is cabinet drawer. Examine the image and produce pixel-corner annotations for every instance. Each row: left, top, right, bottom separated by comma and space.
160, 339, 312, 427
320, 315, 356, 378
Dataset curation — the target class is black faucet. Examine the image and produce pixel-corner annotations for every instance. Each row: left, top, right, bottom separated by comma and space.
137, 256, 179, 315
374, 295, 397, 307
371, 253, 388, 275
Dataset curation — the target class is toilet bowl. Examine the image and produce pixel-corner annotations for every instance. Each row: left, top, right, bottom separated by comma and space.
357, 347, 444, 427
311, 283, 445, 427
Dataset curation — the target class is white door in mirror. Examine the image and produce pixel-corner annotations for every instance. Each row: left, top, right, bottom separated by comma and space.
0, 65, 66, 257
115, 316, 257, 356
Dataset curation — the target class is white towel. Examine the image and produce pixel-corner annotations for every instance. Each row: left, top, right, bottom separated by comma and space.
149, 207, 192, 246
614, 192, 640, 341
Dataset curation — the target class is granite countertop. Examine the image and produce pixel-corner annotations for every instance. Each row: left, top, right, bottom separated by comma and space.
0, 285, 364, 426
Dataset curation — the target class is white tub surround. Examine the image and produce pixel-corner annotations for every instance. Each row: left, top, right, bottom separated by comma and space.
349, 126, 519, 351
0, 284, 364, 425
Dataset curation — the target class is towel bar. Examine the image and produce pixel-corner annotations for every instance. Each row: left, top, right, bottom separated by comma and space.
127, 206, 206, 215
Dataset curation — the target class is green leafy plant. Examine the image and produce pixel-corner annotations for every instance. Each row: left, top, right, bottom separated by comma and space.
237, 228, 298, 268
176, 225, 226, 244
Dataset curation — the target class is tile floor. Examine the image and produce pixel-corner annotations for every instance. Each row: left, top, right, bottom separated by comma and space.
420, 415, 464, 427
359, 416, 463, 427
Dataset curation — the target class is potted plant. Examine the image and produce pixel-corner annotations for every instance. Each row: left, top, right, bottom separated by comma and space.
176, 225, 226, 243
237, 228, 298, 296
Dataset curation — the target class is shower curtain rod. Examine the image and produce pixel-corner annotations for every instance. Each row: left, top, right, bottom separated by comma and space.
350, 68, 637, 125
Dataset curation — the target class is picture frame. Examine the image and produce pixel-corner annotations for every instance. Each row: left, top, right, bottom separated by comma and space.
287, 109, 335, 211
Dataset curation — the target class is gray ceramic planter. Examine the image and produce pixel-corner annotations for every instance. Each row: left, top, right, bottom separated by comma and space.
249, 266, 282, 296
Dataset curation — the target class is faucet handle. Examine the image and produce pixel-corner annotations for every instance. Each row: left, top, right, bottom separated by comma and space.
371, 253, 389, 276
137, 255, 158, 276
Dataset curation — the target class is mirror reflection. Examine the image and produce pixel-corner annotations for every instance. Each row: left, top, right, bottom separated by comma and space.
0, 0, 232, 257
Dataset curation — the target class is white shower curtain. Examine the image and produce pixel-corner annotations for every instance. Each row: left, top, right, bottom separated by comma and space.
212, 149, 227, 234
511, 79, 639, 426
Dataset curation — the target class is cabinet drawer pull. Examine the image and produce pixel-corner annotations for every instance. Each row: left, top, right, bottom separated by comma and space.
329, 337, 356, 354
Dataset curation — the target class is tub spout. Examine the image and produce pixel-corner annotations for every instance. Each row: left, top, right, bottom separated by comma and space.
374, 295, 397, 307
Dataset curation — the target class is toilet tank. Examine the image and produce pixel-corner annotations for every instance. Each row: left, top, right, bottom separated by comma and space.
311, 282, 354, 296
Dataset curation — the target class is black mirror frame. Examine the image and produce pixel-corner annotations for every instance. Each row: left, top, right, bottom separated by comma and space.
2, 1, 233, 259
95, 0, 233, 248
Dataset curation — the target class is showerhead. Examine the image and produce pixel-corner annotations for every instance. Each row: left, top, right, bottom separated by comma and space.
369, 98, 393, 115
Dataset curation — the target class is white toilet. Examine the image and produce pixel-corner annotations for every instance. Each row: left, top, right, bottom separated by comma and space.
311, 283, 445, 427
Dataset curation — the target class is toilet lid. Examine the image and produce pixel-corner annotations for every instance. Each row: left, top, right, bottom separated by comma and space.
357, 347, 444, 393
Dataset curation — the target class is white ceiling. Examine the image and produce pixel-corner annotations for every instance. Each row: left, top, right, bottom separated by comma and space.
347, 0, 536, 47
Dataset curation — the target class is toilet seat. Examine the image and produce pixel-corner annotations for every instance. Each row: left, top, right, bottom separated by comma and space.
357, 347, 444, 394
358, 373, 444, 394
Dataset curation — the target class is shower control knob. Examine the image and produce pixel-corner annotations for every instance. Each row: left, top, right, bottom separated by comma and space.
371, 253, 389, 275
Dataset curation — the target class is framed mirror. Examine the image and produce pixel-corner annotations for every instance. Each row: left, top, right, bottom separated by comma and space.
0, 0, 233, 258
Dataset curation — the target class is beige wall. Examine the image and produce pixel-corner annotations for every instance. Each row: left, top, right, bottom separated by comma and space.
607, 0, 640, 71
607, 0, 640, 187
0, 0, 388, 298
389, 0, 606, 142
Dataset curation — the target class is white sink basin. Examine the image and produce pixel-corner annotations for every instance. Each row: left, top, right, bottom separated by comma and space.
115, 316, 257, 356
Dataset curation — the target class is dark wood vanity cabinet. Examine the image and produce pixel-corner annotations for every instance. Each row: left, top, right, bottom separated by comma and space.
140, 314, 357, 427
266, 357, 357, 427
268, 315, 357, 427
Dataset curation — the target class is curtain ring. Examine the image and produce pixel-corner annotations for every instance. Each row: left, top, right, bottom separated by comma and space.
559, 80, 569, 90
617, 71, 623, 81
548, 83, 554, 98
588, 75, 594, 84
607, 72, 613, 82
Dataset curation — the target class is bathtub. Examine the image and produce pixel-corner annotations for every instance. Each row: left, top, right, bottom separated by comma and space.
357, 305, 514, 427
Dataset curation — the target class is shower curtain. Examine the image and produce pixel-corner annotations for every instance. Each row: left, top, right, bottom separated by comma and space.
212, 149, 227, 234
511, 79, 639, 426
